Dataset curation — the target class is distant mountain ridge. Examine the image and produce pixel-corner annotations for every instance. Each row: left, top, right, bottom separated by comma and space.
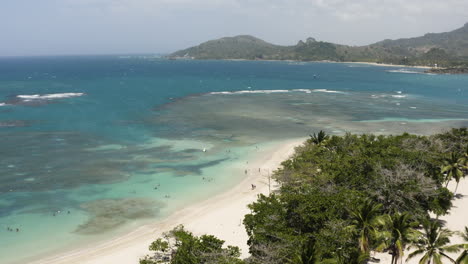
170, 23, 468, 67
374, 22, 468, 57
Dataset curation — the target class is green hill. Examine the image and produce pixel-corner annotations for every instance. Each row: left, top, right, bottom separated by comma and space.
170, 35, 288, 60
170, 23, 468, 67
372, 23, 468, 58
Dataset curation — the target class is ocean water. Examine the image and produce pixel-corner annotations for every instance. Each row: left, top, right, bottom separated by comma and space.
1, 56, 468, 263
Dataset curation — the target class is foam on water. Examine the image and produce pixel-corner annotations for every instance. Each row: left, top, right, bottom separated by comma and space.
0, 121, 29, 127
209, 89, 345, 95
16, 93, 85, 100
209, 89, 289, 95
292, 89, 312, 93
312, 89, 346, 94
387, 69, 422, 74
358, 117, 468, 123
371, 93, 408, 99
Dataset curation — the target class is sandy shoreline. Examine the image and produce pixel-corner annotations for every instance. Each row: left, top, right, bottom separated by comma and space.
221, 58, 433, 69
28, 138, 305, 264
346, 61, 432, 69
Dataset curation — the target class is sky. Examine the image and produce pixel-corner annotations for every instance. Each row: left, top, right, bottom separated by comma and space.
1, 0, 467, 56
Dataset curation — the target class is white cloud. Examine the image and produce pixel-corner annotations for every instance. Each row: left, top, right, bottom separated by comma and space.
56, 0, 468, 22
1, 0, 467, 55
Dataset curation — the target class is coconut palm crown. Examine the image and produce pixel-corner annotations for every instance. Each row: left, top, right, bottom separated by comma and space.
442, 152, 465, 192
347, 199, 385, 255
407, 219, 462, 264
378, 212, 419, 264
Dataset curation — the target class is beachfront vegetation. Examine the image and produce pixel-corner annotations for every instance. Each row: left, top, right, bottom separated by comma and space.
141, 128, 468, 264
406, 219, 461, 264
457, 227, 468, 264
140, 225, 243, 264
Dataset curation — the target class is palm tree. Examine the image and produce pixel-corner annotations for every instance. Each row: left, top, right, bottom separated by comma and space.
456, 227, 468, 264
407, 219, 461, 264
287, 239, 319, 264
347, 199, 385, 257
442, 152, 465, 192
460, 146, 468, 174
309, 130, 329, 145
380, 212, 419, 264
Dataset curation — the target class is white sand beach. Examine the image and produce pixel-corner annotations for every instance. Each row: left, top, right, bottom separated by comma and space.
29, 138, 305, 264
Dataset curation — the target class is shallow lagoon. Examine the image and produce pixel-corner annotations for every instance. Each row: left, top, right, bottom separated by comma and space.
0, 57, 467, 263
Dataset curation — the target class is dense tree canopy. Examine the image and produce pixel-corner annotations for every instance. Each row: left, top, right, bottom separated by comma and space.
244, 129, 467, 263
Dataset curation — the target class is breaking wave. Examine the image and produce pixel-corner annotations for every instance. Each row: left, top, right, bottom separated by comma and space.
209, 90, 289, 95
387, 69, 421, 74
311, 89, 345, 94
209, 89, 345, 95
16, 93, 85, 101
371, 94, 408, 99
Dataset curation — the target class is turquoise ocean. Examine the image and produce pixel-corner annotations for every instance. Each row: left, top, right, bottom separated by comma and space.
1, 56, 468, 263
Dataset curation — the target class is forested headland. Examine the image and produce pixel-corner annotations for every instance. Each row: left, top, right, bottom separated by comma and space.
170, 23, 468, 69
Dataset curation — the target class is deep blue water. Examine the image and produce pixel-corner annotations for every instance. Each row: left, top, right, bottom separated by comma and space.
0, 56, 467, 263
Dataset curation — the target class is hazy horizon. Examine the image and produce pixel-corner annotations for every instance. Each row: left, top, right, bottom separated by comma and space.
1, 0, 467, 56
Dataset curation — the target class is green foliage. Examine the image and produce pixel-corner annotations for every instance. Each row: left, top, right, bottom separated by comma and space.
308, 130, 329, 145
141, 225, 244, 264
407, 219, 462, 264
378, 212, 420, 264
287, 238, 331, 264
149, 239, 169, 252
456, 227, 468, 264
427, 187, 454, 216
140, 258, 158, 264
315, 220, 361, 264
244, 129, 467, 263
434, 127, 468, 153
347, 199, 385, 255
442, 152, 467, 192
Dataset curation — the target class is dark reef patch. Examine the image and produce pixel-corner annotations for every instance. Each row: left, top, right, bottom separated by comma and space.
75, 198, 165, 234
